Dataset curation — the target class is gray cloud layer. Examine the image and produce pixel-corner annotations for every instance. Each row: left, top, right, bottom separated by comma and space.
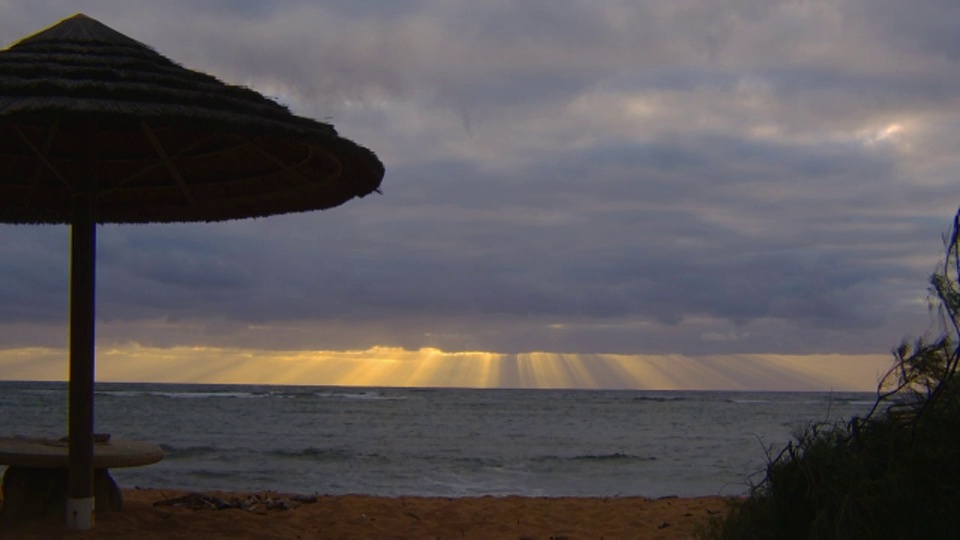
1, 1, 957, 357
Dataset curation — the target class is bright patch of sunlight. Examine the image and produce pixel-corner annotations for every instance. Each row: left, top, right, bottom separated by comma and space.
0, 346, 891, 391
860, 122, 904, 146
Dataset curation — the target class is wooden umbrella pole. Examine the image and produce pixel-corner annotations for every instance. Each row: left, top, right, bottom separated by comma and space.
67, 194, 96, 530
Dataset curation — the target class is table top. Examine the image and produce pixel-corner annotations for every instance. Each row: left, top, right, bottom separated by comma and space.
0, 437, 164, 469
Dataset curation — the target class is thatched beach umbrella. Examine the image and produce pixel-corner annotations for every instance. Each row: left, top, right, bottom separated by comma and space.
0, 14, 383, 528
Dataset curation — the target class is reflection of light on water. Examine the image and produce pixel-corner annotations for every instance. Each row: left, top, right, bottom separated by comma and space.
0, 345, 889, 391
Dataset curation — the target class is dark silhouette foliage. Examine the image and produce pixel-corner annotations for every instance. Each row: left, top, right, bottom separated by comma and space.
705, 209, 960, 539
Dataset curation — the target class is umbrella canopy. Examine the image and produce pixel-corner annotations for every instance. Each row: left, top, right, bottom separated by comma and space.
0, 13, 383, 223
0, 14, 384, 528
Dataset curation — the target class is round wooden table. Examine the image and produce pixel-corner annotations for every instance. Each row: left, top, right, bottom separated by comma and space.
0, 436, 163, 525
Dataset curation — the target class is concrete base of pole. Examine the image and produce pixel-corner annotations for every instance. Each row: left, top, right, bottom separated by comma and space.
66, 497, 95, 530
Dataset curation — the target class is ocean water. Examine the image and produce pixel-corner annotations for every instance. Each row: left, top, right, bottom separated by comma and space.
0, 382, 876, 498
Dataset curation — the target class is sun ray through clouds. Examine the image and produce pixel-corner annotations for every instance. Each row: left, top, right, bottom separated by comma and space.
0, 346, 890, 391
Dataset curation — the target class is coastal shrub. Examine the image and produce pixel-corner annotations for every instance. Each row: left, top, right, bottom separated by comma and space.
704, 210, 960, 540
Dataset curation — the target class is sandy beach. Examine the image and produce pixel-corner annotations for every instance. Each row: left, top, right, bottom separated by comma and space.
0, 488, 736, 539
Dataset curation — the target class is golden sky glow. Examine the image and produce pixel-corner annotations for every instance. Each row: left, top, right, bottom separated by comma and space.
0, 5, 952, 401
0, 345, 892, 391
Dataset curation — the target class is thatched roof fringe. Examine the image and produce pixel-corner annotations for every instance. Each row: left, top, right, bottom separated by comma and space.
0, 14, 384, 226
0, 73, 284, 118
0, 81, 305, 123
6, 41, 170, 64
0, 51, 299, 120
1, 53, 193, 82
0, 59, 241, 96
0, 101, 337, 138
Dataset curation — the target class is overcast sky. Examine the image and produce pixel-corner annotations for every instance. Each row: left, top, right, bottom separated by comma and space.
1, 1, 958, 389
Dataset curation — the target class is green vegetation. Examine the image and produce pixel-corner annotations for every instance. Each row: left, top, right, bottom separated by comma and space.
705, 210, 960, 539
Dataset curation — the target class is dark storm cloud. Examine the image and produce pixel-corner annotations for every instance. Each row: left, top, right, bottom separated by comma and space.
65, 136, 923, 334
1, 0, 958, 358
859, 0, 960, 61
0, 228, 68, 323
